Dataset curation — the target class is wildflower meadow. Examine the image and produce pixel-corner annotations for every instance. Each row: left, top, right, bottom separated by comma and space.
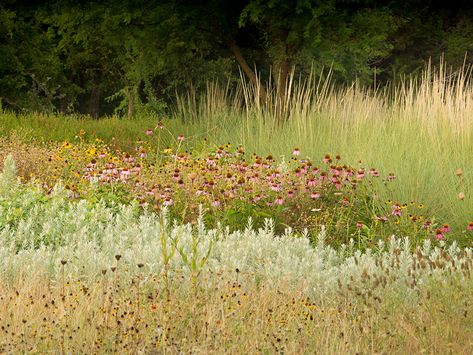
1, 69, 473, 353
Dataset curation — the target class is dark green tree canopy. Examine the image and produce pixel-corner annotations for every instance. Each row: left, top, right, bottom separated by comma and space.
0, 0, 472, 116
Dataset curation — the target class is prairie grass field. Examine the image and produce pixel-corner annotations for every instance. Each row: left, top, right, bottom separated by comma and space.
1, 68, 473, 352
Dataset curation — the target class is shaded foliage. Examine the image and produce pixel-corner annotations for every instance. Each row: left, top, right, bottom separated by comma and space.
0, 0, 471, 116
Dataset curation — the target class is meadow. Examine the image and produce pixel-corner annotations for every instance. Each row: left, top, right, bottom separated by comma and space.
1, 68, 473, 352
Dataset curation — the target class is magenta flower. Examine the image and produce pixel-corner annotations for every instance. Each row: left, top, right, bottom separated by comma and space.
435, 229, 444, 240
163, 198, 173, 206
145, 129, 153, 135
356, 222, 363, 229
310, 192, 320, 199
292, 148, 300, 156
467, 222, 473, 231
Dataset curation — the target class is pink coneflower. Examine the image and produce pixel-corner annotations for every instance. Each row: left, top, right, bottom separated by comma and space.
356, 222, 363, 229
376, 216, 388, 223
253, 194, 262, 202
441, 224, 450, 233
307, 178, 317, 187
211, 199, 221, 207
369, 168, 380, 177
287, 190, 295, 198
163, 197, 173, 206
177, 134, 185, 142
333, 180, 342, 189
275, 196, 284, 205
391, 205, 402, 217
145, 129, 153, 135
356, 169, 365, 179
323, 154, 332, 164
310, 192, 320, 199
435, 229, 444, 240
156, 121, 164, 129
387, 173, 396, 181
292, 148, 300, 156
270, 184, 281, 192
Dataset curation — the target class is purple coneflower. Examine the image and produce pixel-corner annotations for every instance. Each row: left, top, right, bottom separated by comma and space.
441, 224, 450, 233
163, 197, 173, 206
275, 196, 284, 205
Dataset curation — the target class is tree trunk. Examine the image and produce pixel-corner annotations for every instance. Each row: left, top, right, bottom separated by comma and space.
228, 42, 267, 103
127, 87, 134, 119
87, 87, 102, 118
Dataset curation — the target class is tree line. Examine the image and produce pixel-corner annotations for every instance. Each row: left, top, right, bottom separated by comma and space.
1, 0, 472, 117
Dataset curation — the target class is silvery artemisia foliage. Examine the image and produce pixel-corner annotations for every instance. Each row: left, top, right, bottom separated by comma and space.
1, 155, 472, 302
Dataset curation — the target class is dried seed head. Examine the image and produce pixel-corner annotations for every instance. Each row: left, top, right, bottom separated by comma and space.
60, 260, 67, 266
115, 255, 122, 261
137, 263, 144, 268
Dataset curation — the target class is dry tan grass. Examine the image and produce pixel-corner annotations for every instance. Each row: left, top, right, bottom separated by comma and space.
0, 135, 63, 185
1, 268, 472, 354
